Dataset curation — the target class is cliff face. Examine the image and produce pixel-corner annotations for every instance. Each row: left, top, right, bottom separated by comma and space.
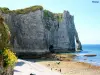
0, 6, 82, 55
43, 10, 82, 52
55, 11, 76, 52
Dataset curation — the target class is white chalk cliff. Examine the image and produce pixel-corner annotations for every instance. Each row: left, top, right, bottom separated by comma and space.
0, 6, 82, 56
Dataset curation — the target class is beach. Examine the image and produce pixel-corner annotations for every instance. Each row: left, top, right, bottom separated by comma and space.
36, 53, 100, 75
14, 59, 61, 75
37, 60, 100, 75
14, 51, 100, 75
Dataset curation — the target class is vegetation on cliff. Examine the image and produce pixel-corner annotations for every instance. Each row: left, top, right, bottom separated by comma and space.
54, 13, 63, 22
0, 5, 43, 14
0, 15, 17, 74
0, 7, 10, 13
2, 48, 17, 68
0, 5, 63, 22
44, 10, 54, 20
43, 10, 54, 30
13, 5, 43, 14
44, 10, 63, 22
43, 10, 63, 30
0, 15, 11, 50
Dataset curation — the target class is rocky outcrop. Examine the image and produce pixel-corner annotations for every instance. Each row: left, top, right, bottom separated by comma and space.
54, 11, 76, 52
0, 6, 82, 55
43, 10, 82, 53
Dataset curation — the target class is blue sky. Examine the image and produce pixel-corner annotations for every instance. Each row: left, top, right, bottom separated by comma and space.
0, 0, 100, 44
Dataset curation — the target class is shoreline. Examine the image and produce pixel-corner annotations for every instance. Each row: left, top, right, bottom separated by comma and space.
74, 53, 100, 66
37, 61, 100, 75
14, 53, 100, 75
74, 59, 100, 67
35, 53, 100, 75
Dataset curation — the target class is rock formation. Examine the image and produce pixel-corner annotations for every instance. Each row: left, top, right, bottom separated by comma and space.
0, 5, 82, 56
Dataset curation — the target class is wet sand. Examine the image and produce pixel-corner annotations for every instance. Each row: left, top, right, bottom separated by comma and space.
36, 54, 100, 75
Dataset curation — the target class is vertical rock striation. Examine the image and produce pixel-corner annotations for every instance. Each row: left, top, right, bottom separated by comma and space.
55, 11, 76, 52
0, 6, 82, 56
44, 10, 82, 52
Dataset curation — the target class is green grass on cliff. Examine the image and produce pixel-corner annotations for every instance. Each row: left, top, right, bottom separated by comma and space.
0, 7, 11, 13
0, 5, 43, 14
44, 10, 63, 21
43, 10, 54, 20
43, 10, 63, 22
0, 5, 62, 22
43, 10, 54, 30
43, 10, 63, 30
13, 5, 43, 14
54, 13, 63, 22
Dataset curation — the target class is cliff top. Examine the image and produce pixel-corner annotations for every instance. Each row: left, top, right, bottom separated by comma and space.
43, 9, 63, 22
0, 5, 63, 15
0, 5, 72, 22
0, 5, 43, 14
0, 5, 72, 17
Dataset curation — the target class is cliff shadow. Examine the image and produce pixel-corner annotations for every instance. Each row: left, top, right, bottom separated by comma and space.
24, 53, 76, 63
15, 61, 25, 66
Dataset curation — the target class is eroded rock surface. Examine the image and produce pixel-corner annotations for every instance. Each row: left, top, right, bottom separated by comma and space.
0, 6, 82, 55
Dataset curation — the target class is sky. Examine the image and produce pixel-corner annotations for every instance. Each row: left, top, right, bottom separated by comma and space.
0, 0, 100, 44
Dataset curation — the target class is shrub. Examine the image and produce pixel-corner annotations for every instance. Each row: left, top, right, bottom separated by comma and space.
43, 10, 54, 19
44, 10, 63, 22
54, 13, 63, 22
2, 48, 17, 68
0, 7, 10, 13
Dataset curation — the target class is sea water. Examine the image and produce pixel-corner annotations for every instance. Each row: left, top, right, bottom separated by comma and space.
74, 44, 100, 66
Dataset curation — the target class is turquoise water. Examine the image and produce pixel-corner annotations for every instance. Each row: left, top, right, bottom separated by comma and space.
74, 44, 100, 66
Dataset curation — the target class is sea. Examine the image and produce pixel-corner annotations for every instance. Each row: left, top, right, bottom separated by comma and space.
74, 44, 100, 66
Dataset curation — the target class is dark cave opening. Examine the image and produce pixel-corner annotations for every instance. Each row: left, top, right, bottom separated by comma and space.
49, 45, 54, 53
